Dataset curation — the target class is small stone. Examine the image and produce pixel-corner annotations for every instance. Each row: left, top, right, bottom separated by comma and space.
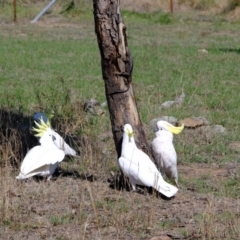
101, 101, 107, 107
212, 125, 226, 134
150, 236, 172, 240
174, 92, 185, 104
198, 48, 208, 53
160, 92, 185, 109
84, 98, 105, 116
161, 100, 175, 109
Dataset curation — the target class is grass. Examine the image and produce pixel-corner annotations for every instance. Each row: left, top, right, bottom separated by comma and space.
1, 1, 240, 239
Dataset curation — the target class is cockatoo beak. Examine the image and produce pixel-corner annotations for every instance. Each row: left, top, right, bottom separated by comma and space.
126, 129, 134, 142
153, 126, 159, 133
167, 124, 184, 134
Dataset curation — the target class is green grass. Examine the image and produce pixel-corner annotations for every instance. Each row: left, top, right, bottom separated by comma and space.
1, 2, 240, 239
122, 10, 174, 24
0, 33, 102, 107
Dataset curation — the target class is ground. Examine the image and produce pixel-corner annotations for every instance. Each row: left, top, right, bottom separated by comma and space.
1, 161, 240, 239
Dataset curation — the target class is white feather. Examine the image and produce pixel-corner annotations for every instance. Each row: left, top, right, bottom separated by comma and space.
33, 112, 77, 157
52, 130, 76, 156
118, 124, 178, 198
16, 128, 65, 180
151, 120, 183, 186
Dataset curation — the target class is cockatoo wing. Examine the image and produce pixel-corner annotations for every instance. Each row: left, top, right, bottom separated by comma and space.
52, 130, 76, 156
119, 144, 178, 198
121, 140, 165, 175
19, 146, 44, 173
16, 163, 58, 179
151, 137, 178, 180
18, 146, 65, 177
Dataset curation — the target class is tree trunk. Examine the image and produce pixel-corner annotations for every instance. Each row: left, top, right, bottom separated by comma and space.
93, 0, 151, 158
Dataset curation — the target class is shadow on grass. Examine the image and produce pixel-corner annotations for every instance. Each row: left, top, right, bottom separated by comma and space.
30, 168, 95, 182
218, 48, 240, 54
0, 107, 81, 168
0, 108, 38, 167
56, 167, 96, 181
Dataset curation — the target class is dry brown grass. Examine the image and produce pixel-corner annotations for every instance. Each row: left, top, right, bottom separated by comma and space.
1, 162, 240, 239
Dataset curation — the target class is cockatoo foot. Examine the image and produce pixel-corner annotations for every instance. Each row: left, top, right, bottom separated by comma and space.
175, 179, 179, 187
131, 184, 137, 192
47, 175, 52, 181
137, 187, 146, 195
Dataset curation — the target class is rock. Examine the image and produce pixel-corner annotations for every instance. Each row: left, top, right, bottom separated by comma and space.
150, 236, 172, 240
174, 92, 185, 105
178, 116, 209, 128
84, 98, 105, 116
101, 101, 107, 107
198, 49, 208, 54
160, 92, 185, 109
161, 100, 175, 109
212, 124, 226, 134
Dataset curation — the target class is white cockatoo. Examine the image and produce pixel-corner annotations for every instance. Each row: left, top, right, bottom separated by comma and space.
118, 124, 178, 198
151, 120, 184, 187
16, 118, 65, 180
33, 112, 77, 156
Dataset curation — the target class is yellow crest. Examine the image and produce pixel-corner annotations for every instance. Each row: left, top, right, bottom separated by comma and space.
32, 117, 51, 137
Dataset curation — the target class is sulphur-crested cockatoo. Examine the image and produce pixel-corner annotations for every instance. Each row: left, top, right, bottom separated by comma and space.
151, 120, 184, 187
16, 118, 65, 180
118, 124, 178, 198
33, 112, 77, 156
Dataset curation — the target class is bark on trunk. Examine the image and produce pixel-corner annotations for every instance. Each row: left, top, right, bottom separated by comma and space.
93, 0, 151, 158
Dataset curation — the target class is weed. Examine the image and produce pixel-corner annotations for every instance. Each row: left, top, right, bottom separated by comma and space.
155, 13, 172, 24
